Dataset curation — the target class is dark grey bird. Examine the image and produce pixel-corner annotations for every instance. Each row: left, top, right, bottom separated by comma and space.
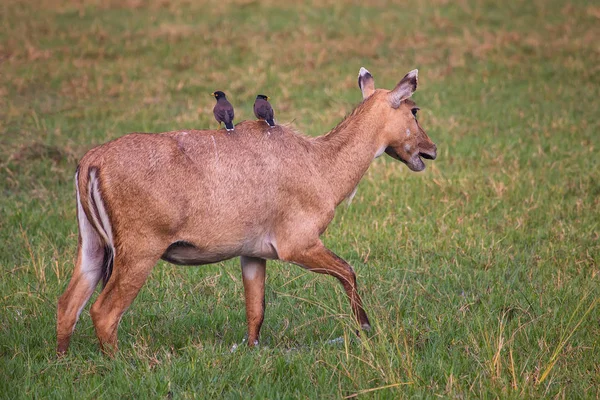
253, 94, 275, 127
212, 91, 235, 131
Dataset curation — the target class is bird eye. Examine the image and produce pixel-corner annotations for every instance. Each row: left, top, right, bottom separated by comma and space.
411, 108, 419, 117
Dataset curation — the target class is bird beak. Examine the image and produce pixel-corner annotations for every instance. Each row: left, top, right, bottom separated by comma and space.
211, 92, 216, 97
267, 96, 270, 100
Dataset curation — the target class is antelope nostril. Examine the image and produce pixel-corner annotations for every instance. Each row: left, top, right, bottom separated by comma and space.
420, 145, 437, 160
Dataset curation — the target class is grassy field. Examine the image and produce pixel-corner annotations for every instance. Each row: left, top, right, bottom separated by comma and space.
1, 0, 599, 397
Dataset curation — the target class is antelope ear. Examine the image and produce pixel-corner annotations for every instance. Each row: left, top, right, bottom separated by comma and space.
358, 67, 375, 99
388, 69, 418, 108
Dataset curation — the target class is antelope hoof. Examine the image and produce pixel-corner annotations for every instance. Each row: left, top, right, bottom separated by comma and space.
99, 343, 118, 358
355, 323, 372, 338
56, 336, 71, 356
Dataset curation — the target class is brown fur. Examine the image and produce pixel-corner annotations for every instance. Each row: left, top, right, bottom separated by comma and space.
56, 69, 437, 355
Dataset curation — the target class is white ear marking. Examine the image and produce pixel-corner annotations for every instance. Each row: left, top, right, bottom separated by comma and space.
388, 68, 419, 108
406, 69, 418, 82
358, 67, 375, 99
359, 67, 370, 77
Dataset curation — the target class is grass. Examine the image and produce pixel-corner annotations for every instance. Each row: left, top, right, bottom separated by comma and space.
1, 0, 599, 397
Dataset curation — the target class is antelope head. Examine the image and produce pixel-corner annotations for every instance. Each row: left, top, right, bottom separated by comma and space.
358, 67, 437, 171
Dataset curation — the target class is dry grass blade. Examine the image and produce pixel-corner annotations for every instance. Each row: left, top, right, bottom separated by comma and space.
343, 382, 413, 398
537, 295, 599, 385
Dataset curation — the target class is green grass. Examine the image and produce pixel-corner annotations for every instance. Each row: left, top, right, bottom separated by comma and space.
1, 0, 599, 398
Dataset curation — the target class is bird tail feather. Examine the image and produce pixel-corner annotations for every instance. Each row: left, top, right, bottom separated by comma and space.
266, 119, 275, 127
225, 121, 234, 131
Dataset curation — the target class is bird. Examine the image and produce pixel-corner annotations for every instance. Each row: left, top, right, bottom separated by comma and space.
253, 94, 275, 127
212, 91, 235, 131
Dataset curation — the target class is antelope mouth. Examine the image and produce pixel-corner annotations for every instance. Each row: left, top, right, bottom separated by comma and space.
420, 149, 437, 160
407, 154, 426, 172
410, 149, 437, 171
385, 147, 434, 172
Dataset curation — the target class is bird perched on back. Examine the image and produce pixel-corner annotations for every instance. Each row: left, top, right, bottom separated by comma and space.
253, 94, 275, 127
212, 91, 235, 131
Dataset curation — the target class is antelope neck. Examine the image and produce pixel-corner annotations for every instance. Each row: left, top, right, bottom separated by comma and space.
312, 99, 385, 206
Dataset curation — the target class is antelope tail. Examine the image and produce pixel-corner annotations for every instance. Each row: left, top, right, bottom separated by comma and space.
77, 166, 115, 288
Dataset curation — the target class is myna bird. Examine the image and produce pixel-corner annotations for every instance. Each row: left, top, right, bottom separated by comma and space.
212, 91, 235, 131
253, 94, 275, 127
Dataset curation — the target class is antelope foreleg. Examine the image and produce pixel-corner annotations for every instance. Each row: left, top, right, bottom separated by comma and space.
240, 256, 266, 346
284, 242, 371, 331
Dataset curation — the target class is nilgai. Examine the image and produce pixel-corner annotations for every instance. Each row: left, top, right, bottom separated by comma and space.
57, 68, 437, 354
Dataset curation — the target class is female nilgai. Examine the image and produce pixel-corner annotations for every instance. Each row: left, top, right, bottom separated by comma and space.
57, 68, 437, 354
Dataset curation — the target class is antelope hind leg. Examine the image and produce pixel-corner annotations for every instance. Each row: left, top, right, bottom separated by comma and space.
89, 250, 160, 355
56, 238, 105, 355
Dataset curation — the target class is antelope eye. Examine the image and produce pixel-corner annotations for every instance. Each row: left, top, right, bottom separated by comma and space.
411, 108, 419, 116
